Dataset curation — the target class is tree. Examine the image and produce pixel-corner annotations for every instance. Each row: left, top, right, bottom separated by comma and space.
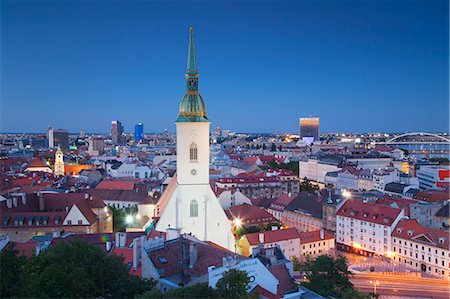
27, 239, 155, 298
0, 244, 29, 298
262, 144, 267, 150
300, 255, 369, 299
270, 143, 276, 152
215, 268, 251, 299
137, 283, 217, 299
292, 256, 301, 271
300, 178, 319, 192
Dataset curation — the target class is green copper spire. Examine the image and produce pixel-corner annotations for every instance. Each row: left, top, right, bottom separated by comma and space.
187, 26, 197, 74
177, 26, 209, 123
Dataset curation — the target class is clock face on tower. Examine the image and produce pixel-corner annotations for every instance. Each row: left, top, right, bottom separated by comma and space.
191, 169, 197, 175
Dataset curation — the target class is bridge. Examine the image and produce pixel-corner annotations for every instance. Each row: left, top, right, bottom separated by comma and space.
377, 132, 450, 159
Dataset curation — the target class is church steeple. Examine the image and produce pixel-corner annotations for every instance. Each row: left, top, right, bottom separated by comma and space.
177, 26, 209, 123
187, 26, 197, 75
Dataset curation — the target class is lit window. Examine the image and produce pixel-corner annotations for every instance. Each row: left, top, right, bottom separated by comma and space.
190, 199, 198, 217
190, 143, 198, 162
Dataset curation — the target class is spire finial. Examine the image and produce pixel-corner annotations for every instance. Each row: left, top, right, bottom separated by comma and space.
187, 26, 197, 74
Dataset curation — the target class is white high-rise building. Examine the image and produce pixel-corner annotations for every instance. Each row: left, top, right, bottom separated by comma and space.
155, 27, 235, 251
47, 127, 54, 148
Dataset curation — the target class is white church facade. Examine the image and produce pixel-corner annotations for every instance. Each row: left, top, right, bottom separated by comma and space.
154, 27, 235, 251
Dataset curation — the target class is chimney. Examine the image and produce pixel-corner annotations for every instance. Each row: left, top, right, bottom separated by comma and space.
120, 232, 127, 248
320, 228, 324, 240
189, 243, 198, 269
106, 241, 112, 252
166, 228, 181, 241
6, 198, 12, 209
39, 193, 45, 211
85, 193, 89, 200
258, 232, 264, 244
12, 197, 17, 208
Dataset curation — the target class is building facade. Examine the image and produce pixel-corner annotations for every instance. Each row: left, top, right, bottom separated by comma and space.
135, 123, 144, 144
111, 120, 125, 145
392, 219, 450, 279
299, 117, 320, 143
336, 200, 404, 257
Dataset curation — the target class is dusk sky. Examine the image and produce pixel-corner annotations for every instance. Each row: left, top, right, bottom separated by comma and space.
1, 0, 448, 134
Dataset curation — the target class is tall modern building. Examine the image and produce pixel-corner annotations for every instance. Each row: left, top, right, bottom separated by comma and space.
134, 123, 144, 144
300, 117, 320, 143
111, 120, 124, 145
155, 27, 235, 251
53, 129, 69, 150
88, 136, 105, 156
46, 127, 54, 148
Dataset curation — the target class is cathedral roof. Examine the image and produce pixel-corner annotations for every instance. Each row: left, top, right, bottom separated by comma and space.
177, 27, 209, 123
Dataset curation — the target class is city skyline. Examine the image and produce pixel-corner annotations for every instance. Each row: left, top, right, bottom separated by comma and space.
2, 1, 449, 133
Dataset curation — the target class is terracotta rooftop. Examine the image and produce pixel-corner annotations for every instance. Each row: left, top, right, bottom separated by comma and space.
226, 204, 277, 226
299, 229, 334, 244
392, 219, 449, 250
336, 199, 403, 226
245, 228, 300, 246
96, 180, 135, 191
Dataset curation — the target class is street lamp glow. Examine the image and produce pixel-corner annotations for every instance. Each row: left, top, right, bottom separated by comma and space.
233, 218, 242, 227
342, 189, 351, 198
352, 242, 362, 249
125, 215, 133, 224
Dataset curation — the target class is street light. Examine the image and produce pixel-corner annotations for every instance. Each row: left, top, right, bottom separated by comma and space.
369, 280, 380, 295
125, 215, 133, 224
342, 189, 351, 198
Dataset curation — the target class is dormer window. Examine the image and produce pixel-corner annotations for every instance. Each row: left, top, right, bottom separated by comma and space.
439, 237, 446, 244
397, 228, 404, 233
189, 143, 198, 162
407, 230, 414, 237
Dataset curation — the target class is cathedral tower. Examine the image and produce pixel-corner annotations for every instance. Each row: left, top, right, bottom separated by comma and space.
155, 27, 235, 251
54, 145, 65, 176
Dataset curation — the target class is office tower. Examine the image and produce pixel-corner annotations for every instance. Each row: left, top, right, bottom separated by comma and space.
111, 120, 124, 145
300, 117, 320, 143
47, 127, 54, 148
88, 136, 105, 156
134, 123, 144, 144
53, 129, 69, 150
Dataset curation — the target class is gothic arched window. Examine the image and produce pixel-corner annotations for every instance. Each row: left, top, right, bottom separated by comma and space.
190, 143, 198, 162
190, 199, 198, 217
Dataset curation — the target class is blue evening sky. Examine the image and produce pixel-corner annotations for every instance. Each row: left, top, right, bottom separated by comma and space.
1, 0, 448, 134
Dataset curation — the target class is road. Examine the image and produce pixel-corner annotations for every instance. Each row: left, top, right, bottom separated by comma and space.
351, 272, 450, 299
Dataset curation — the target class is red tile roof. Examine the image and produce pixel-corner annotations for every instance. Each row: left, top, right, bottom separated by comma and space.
336, 200, 403, 226
299, 229, 334, 244
392, 219, 449, 250
148, 238, 247, 280
414, 190, 450, 203
226, 204, 277, 226
268, 264, 297, 295
26, 159, 48, 169
375, 196, 417, 217
10, 241, 36, 258
96, 180, 135, 191
245, 228, 300, 246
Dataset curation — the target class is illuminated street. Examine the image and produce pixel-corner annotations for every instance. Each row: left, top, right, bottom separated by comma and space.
351, 272, 450, 299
